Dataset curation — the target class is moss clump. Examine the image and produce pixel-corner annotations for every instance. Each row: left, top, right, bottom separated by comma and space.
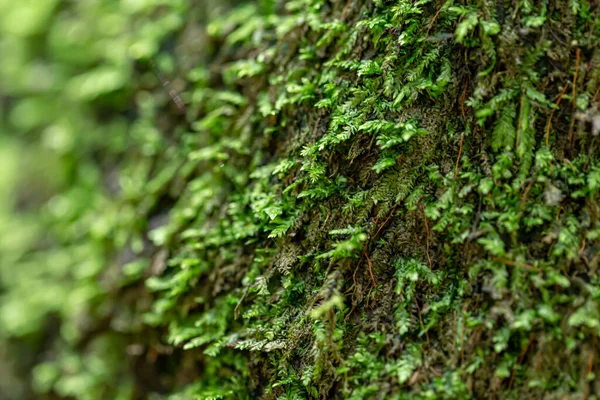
1, 0, 599, 399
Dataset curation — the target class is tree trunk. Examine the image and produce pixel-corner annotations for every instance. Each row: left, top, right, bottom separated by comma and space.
1, 0, 599, 399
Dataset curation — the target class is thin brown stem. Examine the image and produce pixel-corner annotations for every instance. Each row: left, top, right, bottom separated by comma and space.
515, 89, 525, 150
568, 49, 582, 152
421, 5, 444, 52
234, 284, 251, 320
545, 83, 569, 148
414, 298, 430, 347
423, 205, 433, 269
455, 131, 465, 177
506, 334, 535, 393
518, 181, 534, 220
340, 0, 352, 21
460, 76, 469, 121
363, 249, 377, 289
492, 256, 539, 272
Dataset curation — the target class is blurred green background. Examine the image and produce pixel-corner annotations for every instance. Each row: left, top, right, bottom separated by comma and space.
2, 0, 600, 399
0, 0, 227, 398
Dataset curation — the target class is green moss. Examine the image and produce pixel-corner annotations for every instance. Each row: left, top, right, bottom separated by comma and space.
1, 0, 600, 399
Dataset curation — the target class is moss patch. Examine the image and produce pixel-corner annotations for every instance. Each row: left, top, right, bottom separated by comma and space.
1, 0, 600, 399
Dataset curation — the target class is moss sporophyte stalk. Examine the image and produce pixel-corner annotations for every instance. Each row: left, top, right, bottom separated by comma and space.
1, 0, 599, 399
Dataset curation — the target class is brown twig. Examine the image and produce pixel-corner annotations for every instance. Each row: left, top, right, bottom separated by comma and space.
518, 181, 534, 219
460, 309, 466, 365
582, 340, 596, 400
414, 298, 430, 347
234, 284, 252, 320
456, 76, 470, 176
460, 76, 470, 121
586, 348, 595, 376
363, 249, 377, 289
515, 88, 525, 150
568, 49, 582, 152
423, 205, 433, 269
374, 206, 397, 238
506, 334, 535, 393
582, 348, 595, 400
545, 83, 569, 148
348, 205, 400, 300
350, 260, 360, 292
453, 310, 458, 358
426, 6, 443, 39
354, 207, 397, 291
572, 49, 581, 108
555, 202, 565, 221
455, 132, 465, 177
492, 256, 539, 272
323, 208, 331, 228
340, 0, 352, 21
421, 5, 444, 52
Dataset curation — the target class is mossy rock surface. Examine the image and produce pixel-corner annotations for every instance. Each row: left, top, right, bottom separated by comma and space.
1, 0, 600, 399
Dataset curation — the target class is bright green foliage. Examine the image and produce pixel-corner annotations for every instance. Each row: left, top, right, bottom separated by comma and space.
1, 0, 600, 399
